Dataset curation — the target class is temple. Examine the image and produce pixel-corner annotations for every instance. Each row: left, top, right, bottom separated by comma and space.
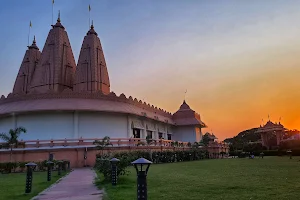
0, 15, 228, 166
256, 120, 286, 148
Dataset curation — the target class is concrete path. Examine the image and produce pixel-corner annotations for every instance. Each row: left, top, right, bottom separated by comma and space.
33, 168, 103, 200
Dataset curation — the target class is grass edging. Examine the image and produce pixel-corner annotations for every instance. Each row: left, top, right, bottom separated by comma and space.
94, 170, 109, 200
30, 170, 72, 200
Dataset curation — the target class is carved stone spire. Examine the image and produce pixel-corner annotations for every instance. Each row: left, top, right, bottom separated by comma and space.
30, 14, 76, 93
74, 23, 110, 94
13, 37, 41, 94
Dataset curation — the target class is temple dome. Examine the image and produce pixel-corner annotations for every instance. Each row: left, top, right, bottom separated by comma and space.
29, 16, 76, 93
74, 23, 110, 94
172, 100, 206, 127
179, 100, 190, 110
13, 37, 41, 94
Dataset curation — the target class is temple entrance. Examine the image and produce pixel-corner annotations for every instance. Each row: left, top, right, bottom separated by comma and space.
147, 130, 152, 139
158, 132, 163, 139
133, 128, 141, 138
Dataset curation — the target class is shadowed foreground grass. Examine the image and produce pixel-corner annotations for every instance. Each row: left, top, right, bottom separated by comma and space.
0, 171, 68, 200
97, 157, 300, 200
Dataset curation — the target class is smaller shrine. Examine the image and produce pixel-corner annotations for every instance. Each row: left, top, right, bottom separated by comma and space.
256, 120, 286, 148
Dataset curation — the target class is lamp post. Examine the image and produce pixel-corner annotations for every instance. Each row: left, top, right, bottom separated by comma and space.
46, 161, 54, 181
110, 158, 120, 186
56, 160, 63, 176
25, 162, 37, 194
287, 150, 292, 159
132, 158, 152, 200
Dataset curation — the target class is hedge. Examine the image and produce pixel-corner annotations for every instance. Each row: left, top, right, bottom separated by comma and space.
0, 160, 70, 174
95, 149, 208, 181
229, 149, 300, 157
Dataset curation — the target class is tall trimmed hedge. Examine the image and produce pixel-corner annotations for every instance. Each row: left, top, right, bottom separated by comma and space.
95, 149, 208, 181
0, 160, 70, 174
228, 149, 300, 157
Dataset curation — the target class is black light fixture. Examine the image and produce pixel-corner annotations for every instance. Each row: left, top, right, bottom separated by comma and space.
56, 160, 63, 175
132, 158, 152, 200
287, 150, 292, 159
25, 162, 37, 193
46, 161, 54, 181
110, 158, 120, 186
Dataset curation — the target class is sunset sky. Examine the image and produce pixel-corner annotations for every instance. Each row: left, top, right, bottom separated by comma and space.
0, 0, 300, 140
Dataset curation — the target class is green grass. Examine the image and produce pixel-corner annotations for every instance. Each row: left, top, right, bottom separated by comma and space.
97, 157, 300, 200
0, 171, 68, 200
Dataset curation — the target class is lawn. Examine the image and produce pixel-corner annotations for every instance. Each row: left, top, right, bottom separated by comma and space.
98, 157, 300, 200
0, 171, 68, 200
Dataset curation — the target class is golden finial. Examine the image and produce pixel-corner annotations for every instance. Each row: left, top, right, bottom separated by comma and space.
57, 10, 61, 22
91, 20, 94, 29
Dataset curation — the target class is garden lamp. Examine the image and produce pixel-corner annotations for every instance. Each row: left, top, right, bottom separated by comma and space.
110, 158, 120, 186
46, 161, 54, 181
132, 158, 152, 200
56, 160, 63, 175
287, 150, 292, 159
25, 162, 37, 193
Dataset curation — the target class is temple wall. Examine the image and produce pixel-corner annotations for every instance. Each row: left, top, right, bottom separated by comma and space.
0, 117, 13, 138
172, 126, 196, 142
78, 112, 128, 138
16, 112, 74, 140
0, 111, 175, 141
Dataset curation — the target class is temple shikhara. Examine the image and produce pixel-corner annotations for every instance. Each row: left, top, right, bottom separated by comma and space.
256, 120, 287, 149
0, 16, 228, 166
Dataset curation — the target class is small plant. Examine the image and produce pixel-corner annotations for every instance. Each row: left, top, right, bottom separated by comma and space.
93, 136, 113, 155
95, 154, 129, 182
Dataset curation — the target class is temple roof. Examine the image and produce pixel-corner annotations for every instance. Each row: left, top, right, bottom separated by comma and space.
179, 100, 190, 110
204, 132, 217, 139
12, 37, 41, 94
29, 16, 76, 93
256, 120, 286, 133
172, 100, 207, 127
74, 23, 110, 94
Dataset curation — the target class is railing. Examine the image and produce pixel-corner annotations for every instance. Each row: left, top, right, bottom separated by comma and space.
0, 138, 191, 149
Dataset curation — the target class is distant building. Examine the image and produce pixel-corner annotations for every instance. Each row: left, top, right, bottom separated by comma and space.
255, 120, 286, 149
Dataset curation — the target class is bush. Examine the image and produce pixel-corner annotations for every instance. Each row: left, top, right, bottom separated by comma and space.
95, 154, 130, 181
95, 149, 208, 181
0, 159, 70, 173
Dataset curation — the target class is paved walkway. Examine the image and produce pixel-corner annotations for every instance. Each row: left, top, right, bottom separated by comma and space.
33, 168, 103, 200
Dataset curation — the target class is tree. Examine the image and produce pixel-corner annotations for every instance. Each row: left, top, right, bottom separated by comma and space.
201, 134, 211, 146
220, 151, 226, 158
0, 127, 27, 162
93, 136, 113, 155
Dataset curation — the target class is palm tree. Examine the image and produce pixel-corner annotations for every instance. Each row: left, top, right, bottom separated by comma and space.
0, 127, 26, 162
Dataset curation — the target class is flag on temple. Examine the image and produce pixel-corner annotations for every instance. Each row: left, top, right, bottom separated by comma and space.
30, 21, 32, 27
52, 0, 54, 4
89, 4, 91, 11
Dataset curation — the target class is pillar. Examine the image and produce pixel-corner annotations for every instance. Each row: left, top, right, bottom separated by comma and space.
73, 111, 79, 139
127, 115, 131, 138
276, 131, 282, 146
261, 133, 267, 147
154, 124, 158, 140
12, 113, 17, 129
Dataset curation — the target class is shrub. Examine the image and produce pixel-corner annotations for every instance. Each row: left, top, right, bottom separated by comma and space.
95, 149, 208, 181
